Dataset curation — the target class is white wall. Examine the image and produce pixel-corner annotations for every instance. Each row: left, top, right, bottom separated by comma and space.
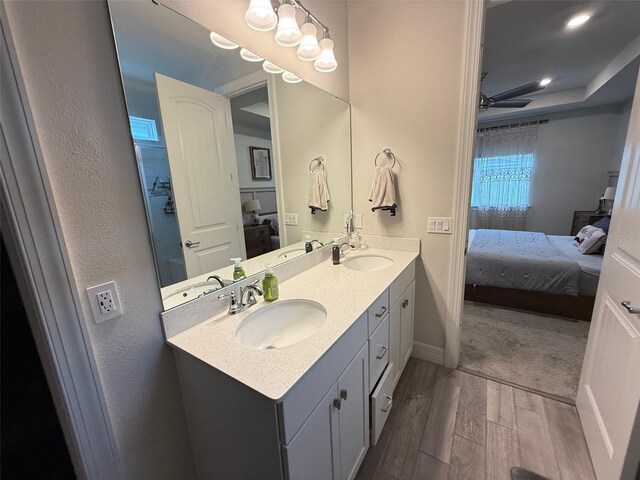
479, 104, 631, 235
4, 2, 195, 479
234, 134, 274, 189
348, 1, 472, 351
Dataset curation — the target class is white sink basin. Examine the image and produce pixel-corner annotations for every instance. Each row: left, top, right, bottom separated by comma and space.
278, 248, 306, 260
235, 300, 327, 350
163, 281, 229, 309
343, 255, 394, 272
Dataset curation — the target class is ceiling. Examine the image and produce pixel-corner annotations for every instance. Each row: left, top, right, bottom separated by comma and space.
479, 0, 640, 121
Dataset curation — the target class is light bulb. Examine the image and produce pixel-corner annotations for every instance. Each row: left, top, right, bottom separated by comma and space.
209, 32, 239, 50
275, 3, 303, 47
297, 22, 321, 61
245, 0, 277, 31
567, 13, 591, 29
282, 71, 303, 84
263, 60, 284, 74
314, 38, 337, 72
539, 78, 552, 87
240, 48, 263, 62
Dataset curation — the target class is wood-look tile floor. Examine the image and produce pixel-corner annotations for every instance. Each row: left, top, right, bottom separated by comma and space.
356, 358, 597, 480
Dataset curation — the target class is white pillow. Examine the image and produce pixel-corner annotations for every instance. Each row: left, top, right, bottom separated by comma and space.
572, 225, 607, 254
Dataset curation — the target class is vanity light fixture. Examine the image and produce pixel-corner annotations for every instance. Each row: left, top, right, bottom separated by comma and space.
209, 32, 239, 50
282, 71, 303, 83
275, 2, 303, 47
539, 78, 552, 86
240, 48, 264, 62
314, 36, 337, 73
263, 60, 285, 74
567, 13, 591, 29
297, 18, 321, 61
245, 0, 278, 31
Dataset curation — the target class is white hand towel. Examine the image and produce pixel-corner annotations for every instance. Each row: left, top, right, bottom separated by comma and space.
309, 169, 330, 214
369, 165, 397, 216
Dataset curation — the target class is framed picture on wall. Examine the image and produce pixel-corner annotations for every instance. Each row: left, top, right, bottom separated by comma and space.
250, 147, 272, 180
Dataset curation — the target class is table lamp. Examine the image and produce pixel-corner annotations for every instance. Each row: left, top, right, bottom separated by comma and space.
244, 199, 262, 225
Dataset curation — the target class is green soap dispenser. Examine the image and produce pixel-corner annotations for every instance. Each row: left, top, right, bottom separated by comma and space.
262, 264, 279, 302
231, 257, 246, 281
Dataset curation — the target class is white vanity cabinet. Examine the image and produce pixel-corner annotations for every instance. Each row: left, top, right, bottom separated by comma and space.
389, 263, 416, 389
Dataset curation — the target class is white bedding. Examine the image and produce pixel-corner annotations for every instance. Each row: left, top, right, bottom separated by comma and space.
468, 230, 603, 295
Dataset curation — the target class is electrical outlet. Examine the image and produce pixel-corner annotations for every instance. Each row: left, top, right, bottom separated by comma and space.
87, 281, 122, 324
427, 217, 454, 234
284, 213, 298, 226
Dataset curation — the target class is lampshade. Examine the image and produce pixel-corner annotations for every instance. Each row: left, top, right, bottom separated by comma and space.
240, 48, 263, 62
245, 0, 277, 32
314, 37, 337, 72
297, 22, 321, 61
275, 3, 303, 47
209, 32, 239, 50
282, 71, 303, 84
602, 187, 616, 200
244, 199, 262, 212
263, 60, 284, 74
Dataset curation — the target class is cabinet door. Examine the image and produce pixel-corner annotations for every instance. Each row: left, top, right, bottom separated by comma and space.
389, 300, 402, 389
400, 281, 415, 368
337, 343, 369, 480
283, 384, 340, 480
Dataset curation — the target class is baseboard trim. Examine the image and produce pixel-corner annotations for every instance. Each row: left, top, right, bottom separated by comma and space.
412, 341, 445, 365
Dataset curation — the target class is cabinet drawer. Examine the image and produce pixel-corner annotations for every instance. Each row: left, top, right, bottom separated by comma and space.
371, 363, 394, 446
367, 290, 389, 335
369, 315, 389, 393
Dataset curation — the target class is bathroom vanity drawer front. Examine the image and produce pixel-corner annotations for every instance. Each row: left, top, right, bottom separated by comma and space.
367, 290, 390, 335
369, 315, 390, 393
371, 363, 394, 446
278, 312, 368, 445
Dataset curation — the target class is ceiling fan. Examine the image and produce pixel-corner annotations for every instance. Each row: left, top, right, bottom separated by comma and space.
479, 72, 546, 110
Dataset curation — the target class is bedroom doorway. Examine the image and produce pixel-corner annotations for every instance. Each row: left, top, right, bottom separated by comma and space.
457, 0, 640, 403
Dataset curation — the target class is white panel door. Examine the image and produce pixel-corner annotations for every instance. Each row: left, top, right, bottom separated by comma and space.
389, 299, 402, 389
337, 343, 369, 480
400, 281, 415, 368
577, 71, 640, 480
155, 73, 245, 278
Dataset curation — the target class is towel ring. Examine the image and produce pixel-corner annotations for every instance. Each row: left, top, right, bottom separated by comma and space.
374, 148, 396, 168
309, 156, 324, 173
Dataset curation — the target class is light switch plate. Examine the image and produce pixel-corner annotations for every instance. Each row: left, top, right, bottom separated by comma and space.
284, 213, 298, 226
87, 281, 122, 324
427, 217, 453, 234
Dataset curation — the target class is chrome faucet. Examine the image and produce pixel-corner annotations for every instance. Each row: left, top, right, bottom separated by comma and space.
219, 280, 264, 315
207, 275, 226, 289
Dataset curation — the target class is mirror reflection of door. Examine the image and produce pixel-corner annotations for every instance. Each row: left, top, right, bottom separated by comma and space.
156, 73, 246, 278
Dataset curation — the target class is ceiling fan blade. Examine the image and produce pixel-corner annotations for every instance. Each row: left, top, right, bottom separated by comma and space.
489, 82, 544, 103
491, 99, 532, 108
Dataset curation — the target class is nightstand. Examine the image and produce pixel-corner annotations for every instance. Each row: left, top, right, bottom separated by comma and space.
571, 211, 609, 236
244, 224, 271, 259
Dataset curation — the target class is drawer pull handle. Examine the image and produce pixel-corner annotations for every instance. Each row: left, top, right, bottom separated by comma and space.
376, 345, 388, 359
333, 398, 341, 410
340, 389, 348, 401
375, 306, 388, 318
402, 299, 408, 309
622, 300, 640, 314
381, 395, 393, 413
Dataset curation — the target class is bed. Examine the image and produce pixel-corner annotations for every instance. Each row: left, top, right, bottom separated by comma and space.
465, 229, 603, 320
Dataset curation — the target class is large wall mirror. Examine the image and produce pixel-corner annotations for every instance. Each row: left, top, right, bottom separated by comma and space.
108, 1, 352, 310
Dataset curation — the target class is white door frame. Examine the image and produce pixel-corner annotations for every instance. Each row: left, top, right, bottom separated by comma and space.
0, 8, 121, 479
444, 0, 484, 368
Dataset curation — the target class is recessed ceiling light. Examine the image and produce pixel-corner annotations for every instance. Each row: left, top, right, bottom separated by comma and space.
567, 13, 591, 29
540, 78, 552, 87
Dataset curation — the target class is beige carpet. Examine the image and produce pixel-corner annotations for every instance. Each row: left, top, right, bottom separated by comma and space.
460, 301, 590, 402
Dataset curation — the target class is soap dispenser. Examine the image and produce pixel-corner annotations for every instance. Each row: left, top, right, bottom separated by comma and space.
231, 257, 246, 281
262, 264, 279, 302
304, 235, 313, 253
332, 238, 342, 265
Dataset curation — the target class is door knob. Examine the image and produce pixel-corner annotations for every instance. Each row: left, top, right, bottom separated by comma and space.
184, 240, 200, 248
621, 300, 640, 314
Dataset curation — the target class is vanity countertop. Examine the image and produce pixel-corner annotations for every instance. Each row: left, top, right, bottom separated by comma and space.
167, 247, 418, 401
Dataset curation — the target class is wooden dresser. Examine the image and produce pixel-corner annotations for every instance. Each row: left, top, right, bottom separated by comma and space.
244, 225, 271, 259
571, 211, 609, 236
